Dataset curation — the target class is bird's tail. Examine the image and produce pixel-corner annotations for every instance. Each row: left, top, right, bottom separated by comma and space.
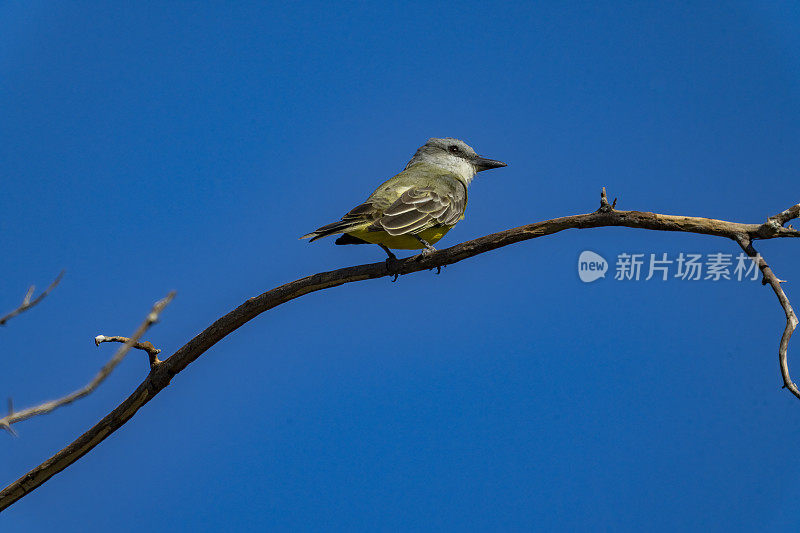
300, 220, 364, 242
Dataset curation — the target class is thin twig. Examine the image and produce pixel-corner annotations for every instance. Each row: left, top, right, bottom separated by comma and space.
0, 292, 175, 436
0, 191, 797, 511
94, 335, 162, 366
736, 234, 800, 399
0, 271, 65, 326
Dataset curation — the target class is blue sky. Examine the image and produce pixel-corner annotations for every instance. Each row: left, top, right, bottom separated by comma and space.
2, 1, 800, 530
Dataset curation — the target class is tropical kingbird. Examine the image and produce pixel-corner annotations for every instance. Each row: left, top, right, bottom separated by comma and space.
300, 137, 507, 259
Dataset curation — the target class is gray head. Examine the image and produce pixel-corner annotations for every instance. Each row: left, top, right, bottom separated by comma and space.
405, 137, 507, 184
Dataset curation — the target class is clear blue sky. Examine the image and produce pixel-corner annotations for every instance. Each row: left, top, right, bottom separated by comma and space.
2, 1, 800, 531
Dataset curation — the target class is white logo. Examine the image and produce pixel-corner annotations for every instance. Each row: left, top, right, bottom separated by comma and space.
578, 251, 608, 283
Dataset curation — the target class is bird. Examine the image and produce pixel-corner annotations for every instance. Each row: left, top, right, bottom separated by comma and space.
300, 137, 507, 261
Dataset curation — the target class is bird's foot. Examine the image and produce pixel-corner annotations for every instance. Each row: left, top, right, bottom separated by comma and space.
380, 244, 400, 282
412, 235, 436, 260
421, 245, 437, 258
386, 257, 400, 282
415, 246, 437, 268
414, 242, 436, 259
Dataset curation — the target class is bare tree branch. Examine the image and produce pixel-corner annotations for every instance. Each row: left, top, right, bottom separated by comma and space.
768, 204, 800, 228
735, 235, 800, 399
0, 292, 175, 437
0, 271, 65, 326
94, 335, 162, 366
1, 191, 797, 511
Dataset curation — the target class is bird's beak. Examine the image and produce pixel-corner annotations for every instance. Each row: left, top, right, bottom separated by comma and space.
473, 156, 508, 172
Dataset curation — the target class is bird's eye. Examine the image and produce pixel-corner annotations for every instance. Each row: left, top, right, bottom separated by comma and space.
448, 145, 461, 154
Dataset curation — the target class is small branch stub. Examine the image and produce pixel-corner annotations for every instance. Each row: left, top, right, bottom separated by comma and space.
94, 335, 162, 364
598, 187, 617, 213
0, 399, 16, 437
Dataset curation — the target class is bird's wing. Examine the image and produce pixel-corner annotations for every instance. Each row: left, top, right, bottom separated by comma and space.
372, 184, 466, 236
341, 201, 381, 221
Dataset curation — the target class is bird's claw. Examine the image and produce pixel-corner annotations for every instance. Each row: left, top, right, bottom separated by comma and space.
380, 244, 401, 282
385, 256, 400, 282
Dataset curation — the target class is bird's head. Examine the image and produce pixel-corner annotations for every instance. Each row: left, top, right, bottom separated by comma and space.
405, 137, 507, 184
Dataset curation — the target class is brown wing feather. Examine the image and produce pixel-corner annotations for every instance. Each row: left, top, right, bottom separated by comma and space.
342, 202, 378, 220
374, 186, 466, 237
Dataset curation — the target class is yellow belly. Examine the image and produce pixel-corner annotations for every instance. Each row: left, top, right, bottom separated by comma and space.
346, 226, 454, 250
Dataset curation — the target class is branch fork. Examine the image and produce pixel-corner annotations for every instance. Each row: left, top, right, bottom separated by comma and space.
0, 271, 65, 326
597, 187, 618, 213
